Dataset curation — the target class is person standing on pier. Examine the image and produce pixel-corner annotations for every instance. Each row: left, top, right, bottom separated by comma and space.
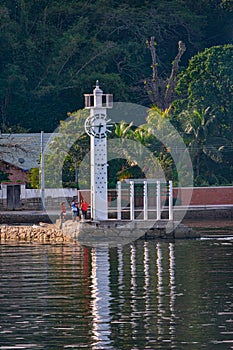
60, 202, 66, 221
71, 198, 80, 222
81, 200, 88, 220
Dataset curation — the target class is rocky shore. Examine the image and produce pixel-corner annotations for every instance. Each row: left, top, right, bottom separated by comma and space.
0, 219, 200, 245
0, 223, 73, 244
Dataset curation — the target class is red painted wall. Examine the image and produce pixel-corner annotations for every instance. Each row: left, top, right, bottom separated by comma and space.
0, 161, 29, 183
81, 187, 233, 206
174, 187, 233, 206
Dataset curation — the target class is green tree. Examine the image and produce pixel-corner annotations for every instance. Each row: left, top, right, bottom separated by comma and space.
29, 168, 39, 189
145, 106, 179, 183
112, 116, 173, 183
109, 121, 139, 184
174, 45, 233, 184
44, 109, 89, 188
175, 45, 233, 128
177, 107, 231, 184
114, 120, 134, 139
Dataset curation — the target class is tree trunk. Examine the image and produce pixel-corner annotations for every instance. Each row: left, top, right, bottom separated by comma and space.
145, 37, 186, 110
164, 41, 186, 108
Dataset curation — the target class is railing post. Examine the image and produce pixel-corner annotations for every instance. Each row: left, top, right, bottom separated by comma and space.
117, 181, 121, 220
130, 180, 134, 221
156, 180, 161, 220
169, 180, 173, 221
143, 180, 148, 220
40, 131, 45, 210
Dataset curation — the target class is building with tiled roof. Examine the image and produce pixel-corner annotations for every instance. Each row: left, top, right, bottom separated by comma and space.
0, 133, 54, 183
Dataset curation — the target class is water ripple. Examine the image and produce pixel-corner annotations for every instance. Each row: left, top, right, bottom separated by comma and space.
0, 239, 233, 349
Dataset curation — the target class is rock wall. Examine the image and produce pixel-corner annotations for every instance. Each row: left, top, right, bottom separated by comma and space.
0, 224, 73, 244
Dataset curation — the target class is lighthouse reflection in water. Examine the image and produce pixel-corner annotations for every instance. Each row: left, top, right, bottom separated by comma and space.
0, 239, 232, 349
91, 247, 112, 348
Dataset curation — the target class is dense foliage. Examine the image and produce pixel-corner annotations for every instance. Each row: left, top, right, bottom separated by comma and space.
0, 0, 232, 132
0, 0, 232, 186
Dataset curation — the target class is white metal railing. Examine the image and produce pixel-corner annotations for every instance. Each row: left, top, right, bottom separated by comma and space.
116, 180, 173, 221
0, 181, 173, 221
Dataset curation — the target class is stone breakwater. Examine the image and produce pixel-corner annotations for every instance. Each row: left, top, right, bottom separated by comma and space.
0, 219, 200, 245
0, 224, 73, 244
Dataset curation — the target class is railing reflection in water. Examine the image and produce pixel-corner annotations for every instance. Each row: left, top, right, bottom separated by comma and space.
88, 241, 177, 349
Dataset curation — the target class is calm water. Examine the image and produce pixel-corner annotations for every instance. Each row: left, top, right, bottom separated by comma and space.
0, 235, 233, 349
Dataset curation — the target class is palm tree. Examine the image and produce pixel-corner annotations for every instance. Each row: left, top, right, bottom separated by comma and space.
146, 106, 171, 137
178, 107, 227, 182
114, 120, 134, 139
113, 121, 158, 180
144, 106, 178, 181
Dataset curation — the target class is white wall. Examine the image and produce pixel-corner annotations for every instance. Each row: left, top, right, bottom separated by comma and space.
25, 188, 78, 199
0, 184, 77, 199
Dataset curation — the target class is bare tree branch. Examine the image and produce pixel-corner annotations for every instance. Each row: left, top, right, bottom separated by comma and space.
145, 37, 186, 110
165, 40, 186, 107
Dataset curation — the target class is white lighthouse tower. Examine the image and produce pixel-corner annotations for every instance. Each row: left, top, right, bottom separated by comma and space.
84, 81, 113, 220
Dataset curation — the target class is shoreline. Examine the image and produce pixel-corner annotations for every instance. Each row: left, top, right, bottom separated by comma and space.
0, 206, 232, 244
0, 205, 232, 225
1, 217, 233, 245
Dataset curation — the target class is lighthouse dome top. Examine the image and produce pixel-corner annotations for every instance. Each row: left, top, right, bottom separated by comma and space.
84, 81, 113, 109
93, 80, 103, 95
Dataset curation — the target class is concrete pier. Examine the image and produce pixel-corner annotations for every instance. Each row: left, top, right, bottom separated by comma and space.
60, 219, 200, 246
